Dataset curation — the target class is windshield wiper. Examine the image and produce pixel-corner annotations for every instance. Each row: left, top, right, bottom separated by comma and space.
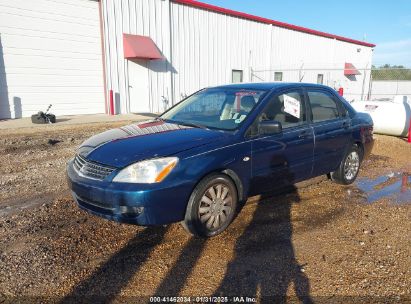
156, 117, 209, 130
178, 121, 209, 130
169, 120, 209, 130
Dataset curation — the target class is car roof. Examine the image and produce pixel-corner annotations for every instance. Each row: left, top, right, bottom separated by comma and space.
212, 82, 332, 91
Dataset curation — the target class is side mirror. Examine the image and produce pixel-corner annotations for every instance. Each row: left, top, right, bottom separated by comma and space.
258, 120, 282, 135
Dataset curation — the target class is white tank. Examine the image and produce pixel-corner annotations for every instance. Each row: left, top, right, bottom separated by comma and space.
351, 96, 411, 137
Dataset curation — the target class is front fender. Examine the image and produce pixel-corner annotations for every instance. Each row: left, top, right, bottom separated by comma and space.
177, 140, 252, 201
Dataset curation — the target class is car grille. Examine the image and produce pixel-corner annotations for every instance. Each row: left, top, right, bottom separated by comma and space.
73, 154, 115, 181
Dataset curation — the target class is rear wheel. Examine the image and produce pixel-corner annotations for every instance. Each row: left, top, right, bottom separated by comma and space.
331, 145, 361, 185
181, 174, 238, 237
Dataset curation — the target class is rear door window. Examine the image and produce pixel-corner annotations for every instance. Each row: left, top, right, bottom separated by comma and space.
307, 90, 340, 122
260, 90, 306, 129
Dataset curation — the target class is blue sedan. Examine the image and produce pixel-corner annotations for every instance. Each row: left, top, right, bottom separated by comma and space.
67, 83, 374, 237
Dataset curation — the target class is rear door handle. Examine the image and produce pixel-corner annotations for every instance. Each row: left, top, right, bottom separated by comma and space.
299, 130, 309, 138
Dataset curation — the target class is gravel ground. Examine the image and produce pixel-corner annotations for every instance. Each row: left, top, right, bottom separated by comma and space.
0, 122, 410, 303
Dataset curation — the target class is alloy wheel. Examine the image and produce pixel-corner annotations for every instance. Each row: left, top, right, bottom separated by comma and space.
344, 151, 360, 180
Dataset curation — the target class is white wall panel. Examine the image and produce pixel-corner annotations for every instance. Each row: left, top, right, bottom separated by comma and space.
168, 2, 375, 104
101, 0, 172, 114
265, 27, 374, 100
0, 0, 375, 118
169, 2, 273, 104
0, 0, 105, 118
332, 39, 373, 101
101, 0, 374, 114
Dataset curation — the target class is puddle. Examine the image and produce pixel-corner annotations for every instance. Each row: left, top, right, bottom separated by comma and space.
355, 172, 411, 204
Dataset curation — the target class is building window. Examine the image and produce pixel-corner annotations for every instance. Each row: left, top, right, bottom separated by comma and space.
232, 70, 243, 83
274, 72, 283, 81
317, 74, 324, 84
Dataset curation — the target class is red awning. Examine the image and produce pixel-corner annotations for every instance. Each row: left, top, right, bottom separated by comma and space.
123, 34, 163, 60
344, 63, 361, 75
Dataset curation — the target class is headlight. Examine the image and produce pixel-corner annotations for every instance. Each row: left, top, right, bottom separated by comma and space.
113, 157, 178, 184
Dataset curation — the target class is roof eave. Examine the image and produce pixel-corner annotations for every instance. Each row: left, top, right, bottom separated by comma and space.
172, 0, 376, 48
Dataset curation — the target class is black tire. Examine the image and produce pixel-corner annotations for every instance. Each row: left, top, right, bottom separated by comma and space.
181, 174, 238, 237
331, 145, 361, 185
47, 114, 56, 123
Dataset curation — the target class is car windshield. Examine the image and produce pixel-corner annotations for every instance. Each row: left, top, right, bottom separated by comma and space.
160, 88, 268, 130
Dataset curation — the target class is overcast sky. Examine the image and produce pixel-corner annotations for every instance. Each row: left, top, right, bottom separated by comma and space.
202, 0, 411, 67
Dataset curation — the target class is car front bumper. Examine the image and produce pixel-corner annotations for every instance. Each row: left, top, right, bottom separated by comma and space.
66, 159, 193, 225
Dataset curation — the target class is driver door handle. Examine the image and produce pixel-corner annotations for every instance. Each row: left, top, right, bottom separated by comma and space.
342, 121, 350, 129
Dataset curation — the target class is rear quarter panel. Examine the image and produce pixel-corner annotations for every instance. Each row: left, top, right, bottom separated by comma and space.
350, 112, 374, 159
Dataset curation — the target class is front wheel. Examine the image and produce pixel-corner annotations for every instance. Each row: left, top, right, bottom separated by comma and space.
331, 145, 361, 185
181, 174, 238, 237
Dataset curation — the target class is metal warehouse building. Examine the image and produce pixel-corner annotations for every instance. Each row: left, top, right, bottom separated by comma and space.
0, 0, 375, 119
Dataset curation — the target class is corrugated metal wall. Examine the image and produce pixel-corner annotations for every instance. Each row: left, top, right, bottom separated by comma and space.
170, 2, 272, 103
0, 0, 105, 119
170, 2, 373, 104
101, 0, 172, 114
102, 0, 374, 113
331, 39, 373, 101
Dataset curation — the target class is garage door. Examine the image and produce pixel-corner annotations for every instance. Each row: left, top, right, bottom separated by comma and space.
0, 0, 105, 119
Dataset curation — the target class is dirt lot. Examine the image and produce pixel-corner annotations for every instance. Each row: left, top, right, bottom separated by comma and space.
0, 121, 410, 303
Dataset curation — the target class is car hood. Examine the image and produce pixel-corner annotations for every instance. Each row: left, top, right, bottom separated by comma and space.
77, 120, 229, 168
